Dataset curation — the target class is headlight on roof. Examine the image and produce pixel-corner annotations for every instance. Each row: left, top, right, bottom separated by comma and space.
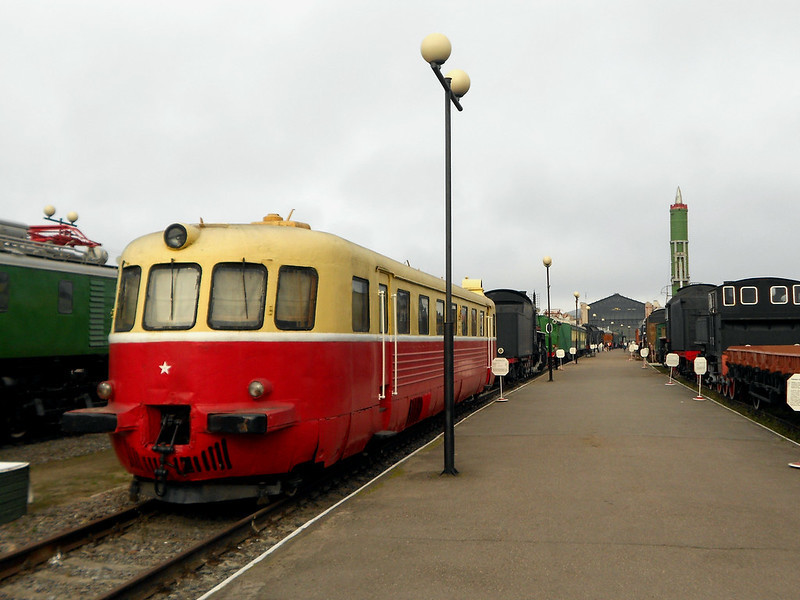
164, 223, 200, 250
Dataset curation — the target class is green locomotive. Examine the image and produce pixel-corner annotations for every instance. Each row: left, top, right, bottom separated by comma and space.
0, 209, 116, 440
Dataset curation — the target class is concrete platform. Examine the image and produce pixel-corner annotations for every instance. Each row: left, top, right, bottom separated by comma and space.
202, 351, 800, 599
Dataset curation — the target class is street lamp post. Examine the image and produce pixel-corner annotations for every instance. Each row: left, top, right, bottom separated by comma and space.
573, 291, 580, 365
421, 33, 470, 476
543, 256, 553, 381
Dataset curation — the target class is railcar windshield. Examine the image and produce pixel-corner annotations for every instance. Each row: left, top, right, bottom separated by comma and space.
275, 266, 318, 330
208, 262, 267, 330
114, 265, 141, 332
143, 263, 201, 330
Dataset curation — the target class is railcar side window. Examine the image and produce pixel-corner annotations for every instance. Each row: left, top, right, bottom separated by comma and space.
479, 310, 484, 336
740, 286, 758, 305
436, 299, 444, 335
722, 286, 735, 306
209, 263, 267, 330
58, 280, 73, 314
352, 277, 369, 332
114, 266, 142, 332
418, 295, 430, 335
397, 289, 410, 335
770, 286, 788, 304
460, 306, 468, 336
0, 272, 8, 312
275, 266, 318, 330
144, 263, 201, 330
471, 308, 477, 337
379, 284, 388, 334
794, 285, 800, 305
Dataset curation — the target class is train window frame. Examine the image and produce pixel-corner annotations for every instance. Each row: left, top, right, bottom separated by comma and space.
740, 286, 758, 305
351, 277, 370, 333
396, 289, 410, 335
114, 265, 142, 332
460, 306, 468, 336
379, 284, 388, 334
479, 310, 485, 336
143, 263, 202, 330
435, 299, 445, 335
0, 271, 8, 312
275, 265, 318, 331
418, 295, 430, 335
208, 262, 268, 330
794, 285, 800, 305
58, 280, 73, 314
770, 286, 788, 305
722, 286, 736, 306
471, 308, 477, 337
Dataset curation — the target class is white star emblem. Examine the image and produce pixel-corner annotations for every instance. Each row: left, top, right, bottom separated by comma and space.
159, 361, 172, 374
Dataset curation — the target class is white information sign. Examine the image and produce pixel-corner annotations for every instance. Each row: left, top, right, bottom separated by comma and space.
665, 353, 680, 368
640, 348, 650, 358
569, 347, 577, 356
556, 349, 565, 359
492, 357, 510, 377
787, 374, 800, 412
693, 356, 707, 376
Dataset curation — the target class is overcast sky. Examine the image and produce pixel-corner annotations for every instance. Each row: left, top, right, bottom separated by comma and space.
2, 1, 798, 313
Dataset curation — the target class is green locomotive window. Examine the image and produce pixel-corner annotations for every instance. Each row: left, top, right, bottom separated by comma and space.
418, 295, 430, 335
435, 299, 444, 335
352, 277, 369, 332
114, 266, 142, 332
396, 289, 410, 334
209, 262, 267, 330
58, 280, 73, 314
275, 266, 318, 330
0, 272, 7, 312
143, 263, 201, 330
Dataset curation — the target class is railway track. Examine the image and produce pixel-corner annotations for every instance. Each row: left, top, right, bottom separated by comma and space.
0, 380, 516, 600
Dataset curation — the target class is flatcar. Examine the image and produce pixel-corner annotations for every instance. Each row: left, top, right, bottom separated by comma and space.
0, 209, 116, 440
484, 288, 546, 380
64, 214, 496, 503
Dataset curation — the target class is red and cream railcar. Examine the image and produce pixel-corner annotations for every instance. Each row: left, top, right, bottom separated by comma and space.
64, 214, 495, 502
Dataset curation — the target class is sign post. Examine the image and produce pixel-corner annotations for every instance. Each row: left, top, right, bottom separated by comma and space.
640, 347, 650, 369
492, 357, 510, 402
665, 353, 679, 385
693, 356, 707, 401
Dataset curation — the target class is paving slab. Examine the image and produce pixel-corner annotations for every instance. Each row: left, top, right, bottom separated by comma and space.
203, 351, 800, 600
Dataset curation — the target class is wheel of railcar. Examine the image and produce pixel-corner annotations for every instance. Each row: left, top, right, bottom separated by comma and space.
727, 379, 736, 400
752, 392, 761, 411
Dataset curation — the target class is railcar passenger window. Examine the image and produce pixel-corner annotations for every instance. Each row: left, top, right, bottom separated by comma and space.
479, 310, 484, 336
275, 266, 318, 330
397, 289, 410, 335
352, 277, 369, 332
722, 286, 735, 306
471, 308, 477, 337
770, 286, 788, 304
114, 266, 142, 332
58, 280, 73, 314
379, 284, 388, 334
436, 299, 444, 335
208, 263, 267, 330
144, 263, 201, 330
460, 306, 468, 336
794, 285, 800, 305
740, 286, 758, 305
418, 295, 430, 335
0, 272, 8, 312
